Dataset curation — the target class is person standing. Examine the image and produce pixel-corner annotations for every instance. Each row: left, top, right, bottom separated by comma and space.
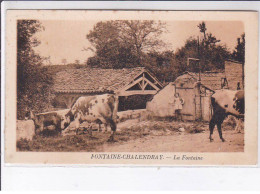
173, 93, 185, 121
237, 82, 241, 90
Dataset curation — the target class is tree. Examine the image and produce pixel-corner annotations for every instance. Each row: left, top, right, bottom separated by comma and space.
197, 21, 227, 70
143, 50, 176, 83
74, 60, 80, 65
62, 59, 67, 65
17, 20, 54, 119
232, 33, 245, 87
232, 33, 245, 64
198, 21, 207, 40
176, 22, 231, 72
171, 38, 200, 74
86, 20, 167, 68
171, 32, 231, 77
198, 21, 220, 48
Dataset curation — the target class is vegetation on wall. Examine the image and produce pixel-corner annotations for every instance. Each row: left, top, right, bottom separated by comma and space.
17, 20, 54, 119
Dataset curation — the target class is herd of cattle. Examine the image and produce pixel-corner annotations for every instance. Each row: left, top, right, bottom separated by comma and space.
30, 94, 119, 141
29, 90, 244, 142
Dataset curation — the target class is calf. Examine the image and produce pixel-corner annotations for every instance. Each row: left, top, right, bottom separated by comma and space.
209, 90, 244, 142
31, 109, 70, 135
62, 94, 119, 141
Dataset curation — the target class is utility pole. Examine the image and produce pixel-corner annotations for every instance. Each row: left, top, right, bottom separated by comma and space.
186, 37, 202, 121
198, 36, 201, 81
197, 36, 202, 120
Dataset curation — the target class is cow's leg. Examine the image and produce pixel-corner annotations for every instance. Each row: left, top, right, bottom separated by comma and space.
108, 119, 117, 142
75, 127, 79, 135
209, 117, 216, 142
62, 123, 74, 136
88, 125, 93, 137
98, 123, 102, 132
238, 119, 243, 133
217, 122, 225, 142
56, 120, 62, 135
98, 118, 107, 132
98, 122, 108, 132
95, 119, 102, 132
62, 126, 69, 136
35, 125, 42, 135
235, 118, 242, 133
36, 120, 45, 135
234, 118, 239, 133
57, 124, 62, 135
74, 115, 81, 135
104, 124, 108, 132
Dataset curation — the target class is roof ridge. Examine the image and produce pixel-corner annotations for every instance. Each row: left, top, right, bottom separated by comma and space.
53, 66, 149, 93
57, 66, 145, 72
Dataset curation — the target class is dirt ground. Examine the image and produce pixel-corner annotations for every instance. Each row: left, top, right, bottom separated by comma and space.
17, 118, 244, 152
100, 118, 244, 152
99, 130, 244, 152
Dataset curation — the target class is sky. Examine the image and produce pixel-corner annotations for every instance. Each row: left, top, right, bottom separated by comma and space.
33, 20, 244, 65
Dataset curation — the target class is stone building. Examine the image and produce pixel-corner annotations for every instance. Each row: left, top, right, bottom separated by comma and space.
147, 75, 214, 121
52, 67, 163, 110
224, 60, 244, 90
175, 60, 244, 91
146, 60, 244, 121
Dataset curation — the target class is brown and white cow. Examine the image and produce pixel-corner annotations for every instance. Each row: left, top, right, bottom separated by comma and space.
209, 89, 244, 142
31, 109, 70, 135
62, 94, 119, 141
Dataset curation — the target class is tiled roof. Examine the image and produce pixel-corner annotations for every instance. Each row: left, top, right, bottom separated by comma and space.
174, 71, 225, 91
54, 67, 146, 93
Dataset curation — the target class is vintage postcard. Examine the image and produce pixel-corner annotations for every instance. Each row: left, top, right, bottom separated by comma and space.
4, 10, 258, 165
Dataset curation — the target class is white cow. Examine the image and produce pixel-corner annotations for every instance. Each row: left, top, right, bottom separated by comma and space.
62, 94, 119, 141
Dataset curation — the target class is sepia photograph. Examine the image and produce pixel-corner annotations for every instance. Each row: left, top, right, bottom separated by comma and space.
4, 10, 258, 165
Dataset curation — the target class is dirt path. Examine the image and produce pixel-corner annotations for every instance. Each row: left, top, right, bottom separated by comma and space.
17, 118, 244, 152
99, 130, 244, 152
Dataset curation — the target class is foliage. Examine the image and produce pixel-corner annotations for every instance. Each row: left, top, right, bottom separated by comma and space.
170, 22, 231, 75
172, 38, 199, 74
17, 20, 54, 119
232, 33, 245, 64
143, 50, 178, 83
86, 20, 167, 68
86, 21, 235, 83
197, 21, 230, 70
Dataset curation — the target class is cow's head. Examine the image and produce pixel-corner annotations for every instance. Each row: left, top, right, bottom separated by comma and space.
61, 110, 74, 129
233, 91, 244, 115
30, 111, 36, 120
30, 111, 40, 126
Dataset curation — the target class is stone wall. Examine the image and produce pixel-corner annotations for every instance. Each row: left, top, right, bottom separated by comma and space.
17, 120, 35, 141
